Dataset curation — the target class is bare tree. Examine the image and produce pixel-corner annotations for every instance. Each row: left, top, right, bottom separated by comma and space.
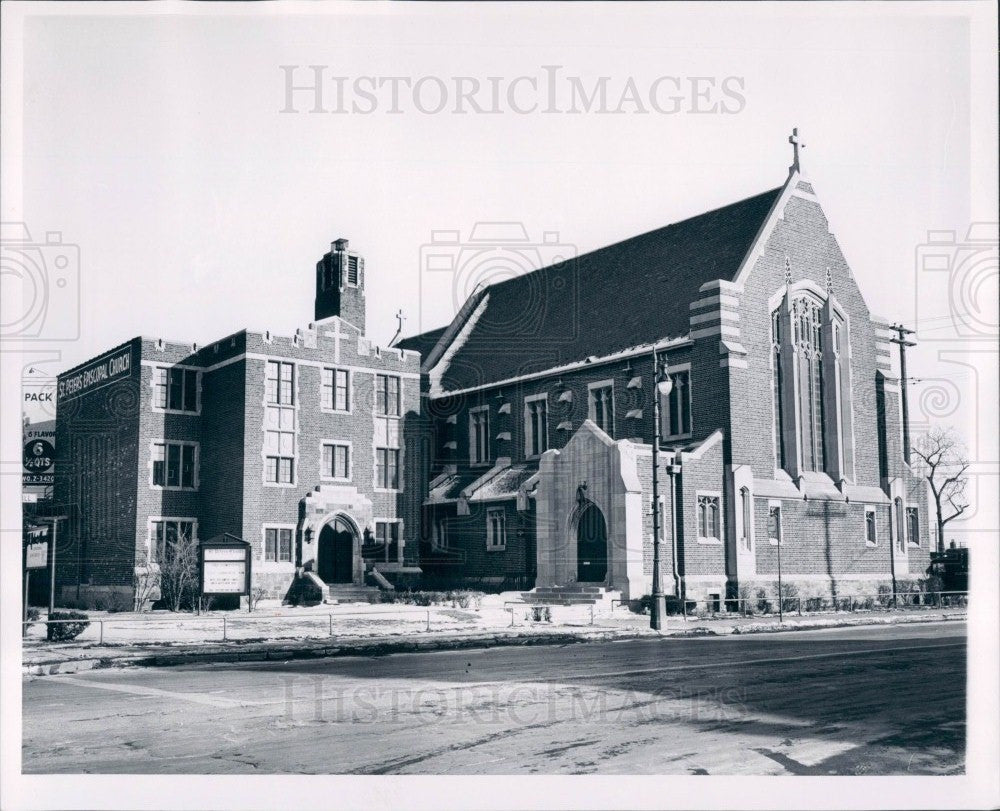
911, 426, 970, 553
159, 526, 200, 612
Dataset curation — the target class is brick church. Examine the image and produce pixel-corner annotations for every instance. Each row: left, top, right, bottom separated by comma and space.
53, 136, 930, 607
398, 137, 930, 605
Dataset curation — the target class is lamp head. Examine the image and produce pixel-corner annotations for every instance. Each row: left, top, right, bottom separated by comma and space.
656, 376, 673, 398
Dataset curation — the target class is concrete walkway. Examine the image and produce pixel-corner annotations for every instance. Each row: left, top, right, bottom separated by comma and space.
22, 606, 966, 677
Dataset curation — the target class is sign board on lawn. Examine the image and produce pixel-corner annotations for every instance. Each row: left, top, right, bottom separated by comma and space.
26, 542, 48, 569
199, 534, 251, 597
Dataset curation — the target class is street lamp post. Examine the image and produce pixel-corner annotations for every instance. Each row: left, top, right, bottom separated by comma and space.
650, 351, 673, 631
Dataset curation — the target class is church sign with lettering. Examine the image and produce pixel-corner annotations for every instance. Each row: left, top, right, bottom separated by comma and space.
57, 346, 133, 402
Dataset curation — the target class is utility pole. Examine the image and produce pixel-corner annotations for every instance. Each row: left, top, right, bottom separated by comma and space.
649, 349, 673, 631
889, 324, 917, 464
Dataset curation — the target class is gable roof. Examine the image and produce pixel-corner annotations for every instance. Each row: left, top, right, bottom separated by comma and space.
393, 325, 447, 358
419, 186, 783, 394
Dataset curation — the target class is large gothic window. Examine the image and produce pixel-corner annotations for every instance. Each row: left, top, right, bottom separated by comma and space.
771, 287, 852, 480
794, 296, 826, 471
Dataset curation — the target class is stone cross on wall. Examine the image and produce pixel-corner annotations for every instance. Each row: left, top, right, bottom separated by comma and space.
328, 318, 348, 364
789, 127, 805, 173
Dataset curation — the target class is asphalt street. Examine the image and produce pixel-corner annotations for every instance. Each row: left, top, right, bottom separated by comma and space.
22, 621, 965, 775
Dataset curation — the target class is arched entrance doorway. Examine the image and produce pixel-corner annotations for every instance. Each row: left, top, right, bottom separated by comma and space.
576, 503, 608, 583
317, 516, 356, 584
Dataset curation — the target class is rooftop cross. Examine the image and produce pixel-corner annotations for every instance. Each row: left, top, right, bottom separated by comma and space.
396, 309, 406, 333
788, 127, 805, 173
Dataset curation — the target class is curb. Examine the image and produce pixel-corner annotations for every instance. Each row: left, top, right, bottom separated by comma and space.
22, 612, 966, 677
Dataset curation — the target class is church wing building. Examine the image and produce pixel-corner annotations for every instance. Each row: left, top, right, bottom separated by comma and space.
400, 157, 931, 605
54, 239, 425, 607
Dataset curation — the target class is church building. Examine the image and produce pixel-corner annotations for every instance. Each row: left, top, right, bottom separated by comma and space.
398, 137, 931, 605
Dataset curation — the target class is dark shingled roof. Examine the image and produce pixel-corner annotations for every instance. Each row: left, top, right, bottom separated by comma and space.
429, 187, 782, 393
394, 325, 447, 358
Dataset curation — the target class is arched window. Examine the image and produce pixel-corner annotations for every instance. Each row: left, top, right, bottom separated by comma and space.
740, 487, 752, 551
794, 295, 826, 472
894, 497, 905, 552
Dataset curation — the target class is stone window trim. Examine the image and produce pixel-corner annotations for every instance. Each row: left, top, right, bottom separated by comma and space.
148, 439, 200, 491
262, 359, 299, 489
662, 363, 693, 441
865, 506, 878, 547
260, 523, 297, 569
319, 439, 352, 482
695, 490, 723, 544
146, 516, 198, 566
150, 365, 202, 415
486, 506, 507, 551
524, 393, 549, 459
587, 379, 616, 437
469, 405, 491, 467
375, 373, 403, 418
767, 499, 784, 546
320, 366, 352, 414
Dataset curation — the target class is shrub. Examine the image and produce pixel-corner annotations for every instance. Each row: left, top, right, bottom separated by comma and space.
46, 610, 90, 642
529, 606, 551, 623
105, 590, 132, 613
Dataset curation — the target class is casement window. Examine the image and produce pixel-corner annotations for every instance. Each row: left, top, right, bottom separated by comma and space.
264, 361, 296, 485
768, 503, 783, 545
364, 520, 401, 563
321, 368, 350, 411
264, 527, 294, 563
469, 406, 490, 465
321, 442, 350, 480
375, 374, 401, 416
696, 494, 721, 541
266, 360, 294, 405
663, 370, 692, 438
150, 519, 196, 562
739, 487, 752, 551
524, 396, 549, 457
865, 507, 878, 546
153, 367, 198, 413
588, 383, 615, 436
376, 447, 400, 490
151, 441, 197, 489
906, 507, 920, 547
486, 507, 507, 551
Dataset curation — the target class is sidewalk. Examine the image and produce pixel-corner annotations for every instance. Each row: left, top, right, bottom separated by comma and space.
21, 603, 967, 677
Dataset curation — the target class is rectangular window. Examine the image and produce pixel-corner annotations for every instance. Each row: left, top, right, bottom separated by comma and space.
664, 370, 692, 438
697, 494, 721, 540
151, 441, 197, 489
486, 508, 507, 550
768, 503, 782, 545
376, 447, 400, 489
154, 367, 199, 412
347, 255, 360, 286
375, 374, 401, 416
469, 407, 490, 465
321, 368, 350, 411
264, 527, 294, 563
264, 402, 296, 484
371, 521, 400, 563
589, 383, 615, 436
865, 508, 877, 546
266, 360, 294, 405
321, 443, 350, 480
150, 519, 195, 562
525, 396, 549, 457
906, 507, 920, 547
433, 516, 448, 551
